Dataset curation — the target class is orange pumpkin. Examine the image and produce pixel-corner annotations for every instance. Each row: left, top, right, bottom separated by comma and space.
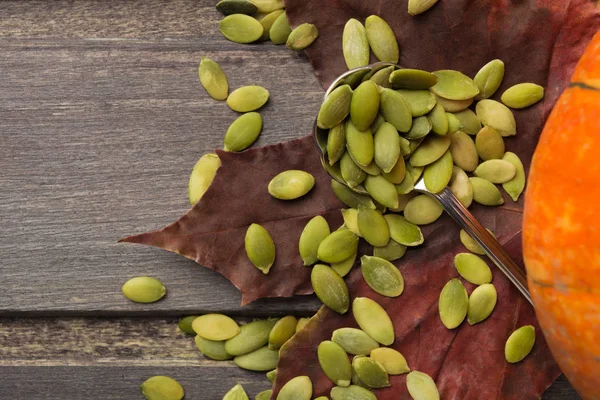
524, 31, 600, 399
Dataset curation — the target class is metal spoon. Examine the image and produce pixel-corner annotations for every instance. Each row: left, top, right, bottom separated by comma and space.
313, 63, 532, 305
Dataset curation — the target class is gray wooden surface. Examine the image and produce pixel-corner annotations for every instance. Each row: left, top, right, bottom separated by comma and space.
0, 0, 579, 398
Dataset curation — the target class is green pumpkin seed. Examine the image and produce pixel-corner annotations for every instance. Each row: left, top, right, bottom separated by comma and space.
426, 102, 449, 136
193, 314, 240, 341
391, 192, 417, 213
327, 123, 347, 165
357, 160, 382, 176
268, 170, 315, 200
361, 255, 404, 297
431, 70, 479, 100
340, 152, 367, 188
122, 277, 166, 304
255, 390, 272, 400
299, 216, 331, 266
234, 346, 279, 371
276, 376, 313, 400
384, 214, 423, 246
222, 383, 249, 400
364, 175, 400, 209
502, 152, 526, 201
318, 85, 354, 129
447, 113, 463, 134
227, 86, 270, 113
374, 239, 407, 261
451, 109, 481, 135
459, 228, 494, 255
389, 69, 437, 90
399, 136, 413, 157
330, 385, 376, 400
470, 177, 504, 206
216, 0, 258, 15
318, 341, 353, 387
296, 317, 310, 333
382, 156, 406, 184
224, 112, 263, 151
449, 130, 478, 172
405, 115, 432, 140
395, 171, 414, 194
438, 278, 468, 329
476, 99, 516, 137
407, 162, 424, 181
357, 208, 390, 247
449, 166, 473, 208
318, 229, 359, 263
220, 14, 264, 44
342, 19, 370, 69
370, 114, 386, 132
252, 0, 284, 13
407, 137, 424, 156
353, 297, 395, 345
195, 335, 233, 361
141, 376, 184, 400
286, 23, 319, 50
331, 180, 376, 209
406, 371, 440, 400
398, 90, 437, 117
269, 11, 292, 44
370, 348, 409, 375
408, 0, 440, 15
225, 319, 277, 356
188, 153, 221, 205
370, 66, 394, 89
351, 366, 369, 388
467, 283, 497, 325
501, 83, 544, 109
311, 264, 350, 314
373, 122, 400, 173
258, 10, 285, 41
474, 159, 516, 183
268, 315, 297, 349
266, 369, 277, 383
433, 94, 473, 112
474, 59, 505, 100
409, 134, 451, 167
341, 208, 360, 236
178, 316, 199, 335
475, 126, 505, 161
350, 81, 381, 131
424, 150, 453, 193
404, 195, 443, 225
313, 398, 328, 400
364, 15, 399, 63
331, 327, 380, 355
331, 251, 358, 277
198, 58, 229, 101
346, 121, 374, 167
380, 88, 413, 132
245, 223, 276, 273
505, 326, 536, 363
352, 356, 390, 388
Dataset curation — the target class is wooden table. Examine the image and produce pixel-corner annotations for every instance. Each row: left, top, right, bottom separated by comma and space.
0, 1, 579, 398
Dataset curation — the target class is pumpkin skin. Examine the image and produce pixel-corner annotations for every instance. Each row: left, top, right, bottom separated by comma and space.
524, 32, 600, 400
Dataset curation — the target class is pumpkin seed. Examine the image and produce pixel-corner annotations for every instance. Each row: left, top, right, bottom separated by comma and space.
391, 192, 417, 213
258, 10, 285, 41
459, 228, 494, 255
406, 163, 424, 181
234, 346, 279, 371
311, 264, 350, 314
431, 70, 480, 100
370, 66, 394, 88
255, 390, 272, 400
331, 250, 358, 277
370, 114, 386, 133
228, 85, 270, 112
370, 348, 409, 375
220, 14, 264, 43
473, 159, 516, 183
364, 15, 399, 63
476, 99, 516, 137
395, 171, 414, 194
193, 314, 240, 341
404, 195, 443, 225
252, 0, 284, 13
447, 113, 463, 134
470, 177, 504, 206
286, 23, 319, 50
351, 367, 369, 389
318, 85, 354, 129
346, 121, 374, 167
224, 319, 277, 356
374, 122, 401, 173
341, 152, 367, 188
364, 175, 400, 209
408, 138, 424, 155
438, 278, 468, 329
380, 88, 413, 132
505, 325, 536, 363
224, 112, 263, 151
276, 376, 312, 400
313, 398, 328, 400
474, 59, 505, 100
475, 126, 505, 161
501, 83, 544, 109
451, 109, 481, 135
389, 69, 437, 90
357, 160, 382, 176
357, 208, 390, 247
178, 316, 199, 335
330, 385, 376, 400
327, 123, 347, 165
382, 156, 406, 184
350, 81, 381, 131
373, 239, 407, 261
269, 11, 291, 44
467, 283, 497, 325
331, 179, 376, 209
268, 315, 297, 349
353, 356, 390, 388
408, 0, 440, 15
433, 94, 473, 112
409, 134, 451, 167
268, 170, 315, 200
195, 335, 233, 361
198, 58, 228, 101
342, 19, 370, 69
266, 369, 277, 383
361, 255, 404, 297
296, 317, 310, 333
141, 376, 184, 400
318, 229, 359, 263
398, 90, 437, 117
427, 102, 449, 135
502, 152, 526, 201
245, 223, 276, 273
399, 136, 413, 157
216, 0, 258, 15
341, 208, 360, 236
406, 371, 440, 400
122, 277, 166, 304
318, 340, 353, 387
449, 131, 478, 172
222, 383, 249, 400
384, 214, 423, 246
188, 153, 221, 205
405, 115, 432, 140
353, 297, 395, 345
331, 327, 380, 355
424, 149, 453, 193
449, 166, 473, 208
299, 216, 331, 266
